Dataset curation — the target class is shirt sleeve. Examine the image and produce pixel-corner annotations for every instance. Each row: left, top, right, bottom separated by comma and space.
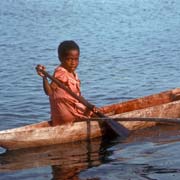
50, 67, 68, 90
54, 67, 68, 83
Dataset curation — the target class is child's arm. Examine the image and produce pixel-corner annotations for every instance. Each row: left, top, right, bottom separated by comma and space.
43, 77, 53, 96
36, 64, 52, 96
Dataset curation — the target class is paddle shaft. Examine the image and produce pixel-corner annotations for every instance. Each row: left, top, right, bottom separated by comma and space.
87, 117, 180, 124
36, 67, 130, 137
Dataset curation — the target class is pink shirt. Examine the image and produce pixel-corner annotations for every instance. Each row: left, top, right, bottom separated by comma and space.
49, 66, 87, 125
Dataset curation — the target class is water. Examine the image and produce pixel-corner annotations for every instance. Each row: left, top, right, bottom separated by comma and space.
0, 0, 180, 179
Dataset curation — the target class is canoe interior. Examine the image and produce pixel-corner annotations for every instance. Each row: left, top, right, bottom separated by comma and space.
100, 88, 180, 115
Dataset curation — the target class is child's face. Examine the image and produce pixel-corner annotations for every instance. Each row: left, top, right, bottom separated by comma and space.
61, 50, 79, 73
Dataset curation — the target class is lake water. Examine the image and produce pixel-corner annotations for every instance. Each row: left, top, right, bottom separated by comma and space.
0, 0, 180, 179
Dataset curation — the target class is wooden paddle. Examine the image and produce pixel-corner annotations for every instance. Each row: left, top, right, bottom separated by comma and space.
85, 117, 180, 124
36, 66, 130, 137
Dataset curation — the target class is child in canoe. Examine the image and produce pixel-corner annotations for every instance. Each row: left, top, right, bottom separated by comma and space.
36, 40, 91, 126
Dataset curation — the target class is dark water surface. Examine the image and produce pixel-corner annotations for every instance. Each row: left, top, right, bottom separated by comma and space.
0, 0, 180, 179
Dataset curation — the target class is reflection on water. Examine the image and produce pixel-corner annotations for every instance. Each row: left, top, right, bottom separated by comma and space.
0, 138, 106, 179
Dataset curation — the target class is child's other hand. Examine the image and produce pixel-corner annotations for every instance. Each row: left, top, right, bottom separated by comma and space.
36, 64, 46, 77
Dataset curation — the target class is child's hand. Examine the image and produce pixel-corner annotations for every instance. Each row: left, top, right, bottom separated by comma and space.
36, 64, 46, 77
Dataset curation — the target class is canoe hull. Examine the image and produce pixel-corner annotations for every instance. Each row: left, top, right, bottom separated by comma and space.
1, 88, 180, 150
0, 121, 102, 150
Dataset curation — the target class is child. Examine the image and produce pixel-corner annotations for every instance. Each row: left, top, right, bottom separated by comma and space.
36, 40, 90, 126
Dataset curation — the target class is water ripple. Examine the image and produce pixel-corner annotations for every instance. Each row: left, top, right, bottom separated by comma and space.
0, 0, 180, 179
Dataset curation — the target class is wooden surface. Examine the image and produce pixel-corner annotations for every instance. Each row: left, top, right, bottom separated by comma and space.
0, 88, 180, 150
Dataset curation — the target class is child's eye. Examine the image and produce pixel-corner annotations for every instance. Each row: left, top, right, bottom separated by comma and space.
67, 58, 79, 61
67, 58, 73, 61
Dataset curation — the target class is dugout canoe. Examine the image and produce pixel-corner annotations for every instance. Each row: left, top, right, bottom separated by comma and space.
0, 88, 180, 150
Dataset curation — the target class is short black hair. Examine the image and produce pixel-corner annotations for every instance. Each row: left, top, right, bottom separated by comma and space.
58, 40, 80, 61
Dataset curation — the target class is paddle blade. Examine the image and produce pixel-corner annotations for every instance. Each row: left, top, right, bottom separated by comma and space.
104, 118, 130, 138
94, 111, 130, 138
